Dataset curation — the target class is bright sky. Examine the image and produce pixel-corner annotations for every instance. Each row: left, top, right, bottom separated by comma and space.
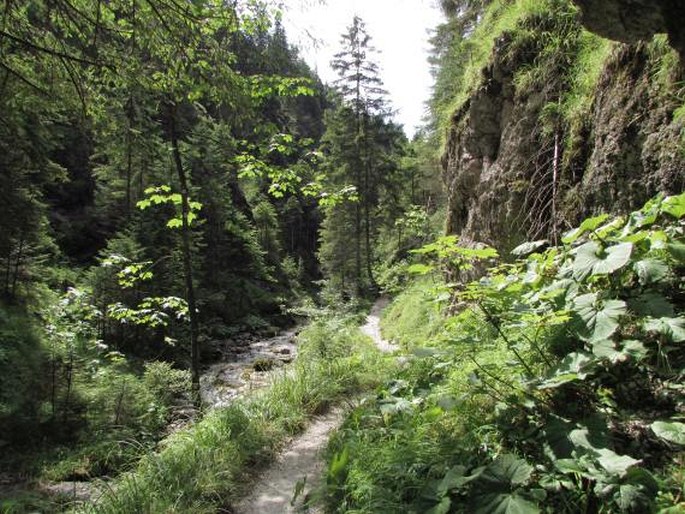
282, 0, 444, 138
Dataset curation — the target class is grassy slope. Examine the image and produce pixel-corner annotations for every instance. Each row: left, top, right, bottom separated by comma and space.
79, 314, 394, 514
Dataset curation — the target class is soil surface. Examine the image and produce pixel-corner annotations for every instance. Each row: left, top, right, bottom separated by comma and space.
233, 298, 395, 514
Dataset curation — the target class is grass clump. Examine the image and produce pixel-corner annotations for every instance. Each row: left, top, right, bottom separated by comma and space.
380, 278, 445, 349
83, 312, 392, 514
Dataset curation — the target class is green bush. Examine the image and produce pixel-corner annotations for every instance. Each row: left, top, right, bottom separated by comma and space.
323, 193, 685, 513
0, 306, 48, 444
380, 278, 445, 348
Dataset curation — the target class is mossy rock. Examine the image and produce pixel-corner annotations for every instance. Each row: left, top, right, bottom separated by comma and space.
252, 358, 276, 372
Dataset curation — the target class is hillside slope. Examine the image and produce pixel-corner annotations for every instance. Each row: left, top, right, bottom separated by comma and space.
442, 0, 685, 251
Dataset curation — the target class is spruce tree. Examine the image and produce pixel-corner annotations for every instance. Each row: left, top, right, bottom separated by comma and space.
327, 16, 390, 294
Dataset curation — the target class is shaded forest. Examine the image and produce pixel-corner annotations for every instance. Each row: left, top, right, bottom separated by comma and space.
1, 0, 684, 512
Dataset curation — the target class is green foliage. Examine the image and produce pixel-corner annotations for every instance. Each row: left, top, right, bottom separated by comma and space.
323, 193, 685, 513
0, 307, 48, 443
410, 235, 499, 276
381, 278, 446, 348
137, 185, 203, 229
84, 312, 392, 513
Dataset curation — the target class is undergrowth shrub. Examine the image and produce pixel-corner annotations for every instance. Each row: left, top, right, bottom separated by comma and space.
380, 278, 445, 348
324, 193, 685, 513
0, 307, 48, 444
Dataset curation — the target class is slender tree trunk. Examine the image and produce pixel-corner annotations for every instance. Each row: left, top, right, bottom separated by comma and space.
125, 97, 133, 219
50, 341, 57, 417
551, 129, 560, 245
114, 378, 127, 425
4, 245, 11, 298
62, 349, 74, 424
362, 117, 374, 290
11, 234, 24, 297
354, 74, 363, 295
168, 101, 201, 400
355, 182, 362, 294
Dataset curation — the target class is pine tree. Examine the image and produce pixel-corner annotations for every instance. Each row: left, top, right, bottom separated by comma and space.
327, 16, 390, 294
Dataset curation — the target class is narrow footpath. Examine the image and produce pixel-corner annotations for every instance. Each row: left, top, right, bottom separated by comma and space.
233, 298, 395, 514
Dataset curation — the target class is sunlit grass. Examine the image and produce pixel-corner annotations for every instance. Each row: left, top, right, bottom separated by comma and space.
82, 315, 393, 514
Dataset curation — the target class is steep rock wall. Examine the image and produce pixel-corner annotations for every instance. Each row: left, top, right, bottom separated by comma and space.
573, 0, 685, 59
443, 1, 685, 252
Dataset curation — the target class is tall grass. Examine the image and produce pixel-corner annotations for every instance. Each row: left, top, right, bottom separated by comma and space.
380, 278, 445, 348
560, 33, 613, 126
82, 315, 391, 514
323, 280, 521, 513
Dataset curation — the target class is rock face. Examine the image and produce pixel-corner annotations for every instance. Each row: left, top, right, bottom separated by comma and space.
572, 0, 685, 59
442, 2, 685, 252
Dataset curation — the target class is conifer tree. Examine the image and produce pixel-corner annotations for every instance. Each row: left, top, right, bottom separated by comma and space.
326, 16, 391, 294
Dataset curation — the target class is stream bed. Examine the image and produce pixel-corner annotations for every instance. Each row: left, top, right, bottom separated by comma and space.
200, 328, 299, 408
1, 328, 301, 507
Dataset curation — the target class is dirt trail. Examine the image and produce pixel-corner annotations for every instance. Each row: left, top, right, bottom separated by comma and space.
233, 298, 395, 514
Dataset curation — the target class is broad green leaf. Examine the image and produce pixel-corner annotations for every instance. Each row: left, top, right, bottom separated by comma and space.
407, 263, 434, 275
615, 484, 651, 512
622, 230, 649, 244
438, 465, 470, 493
573, 242, 632, 280
665, 243, 685, 263
625, 468, 659, 496
591, 339, 648, 363
634, 259, 669, 285
554, 458, 585, 474
479, 454, 533, 487
573, 294, 627, 341
474, 493, 540, 514
542, 415, 575, 459
511, 240, 547, 257
562, 214, 609, 244
620, 340, 649, 361
622, 195, 661, 234
651, 421, 685, 445
642, 317, 685, 342
595, 217, 626, 239
569, 421, 610, 453
166, 218, 183, 229
426, 496, 451, 514
591, 339, 625, 362
629, 292, 674, 317
595, 448, 640, 475
662, 192, 685, 219
539, 352, 595, 389
457, 245, 499, 260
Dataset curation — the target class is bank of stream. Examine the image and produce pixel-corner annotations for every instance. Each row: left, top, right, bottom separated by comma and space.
1, 326, 303, 509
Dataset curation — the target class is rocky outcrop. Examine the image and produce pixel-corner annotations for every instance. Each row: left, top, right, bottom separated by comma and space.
442, 2, 685, 252
572, 0, 685, 59
568, 44, 684, 216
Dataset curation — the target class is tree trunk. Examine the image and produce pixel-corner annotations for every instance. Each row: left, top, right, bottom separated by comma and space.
551, 129, 560, 245
124, 94, 135, 219
11, 234, 24, 298
362, 117, 374, 291
168, 101, 201, 401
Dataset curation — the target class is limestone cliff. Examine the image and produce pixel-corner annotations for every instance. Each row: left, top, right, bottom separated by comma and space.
442, 0, 685, 252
